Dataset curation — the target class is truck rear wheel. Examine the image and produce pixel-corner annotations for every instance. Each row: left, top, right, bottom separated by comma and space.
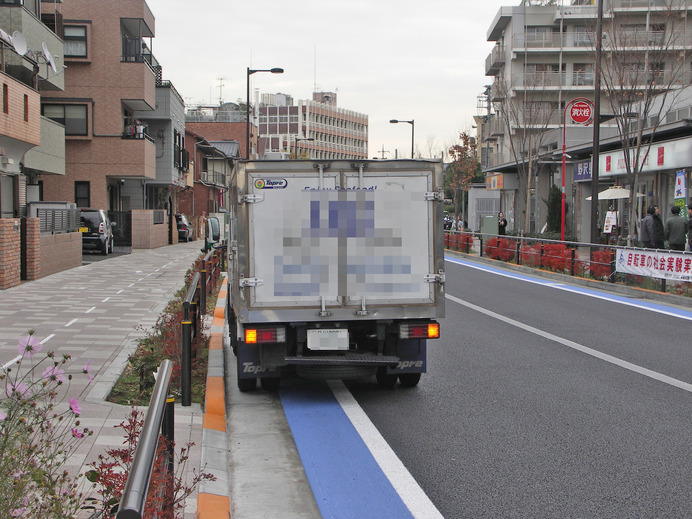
376, 367, 398, 388
398, 373, 421, 387
260, 377, 280, 391
238, 378, 257, 392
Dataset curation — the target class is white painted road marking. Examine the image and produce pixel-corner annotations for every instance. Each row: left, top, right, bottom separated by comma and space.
446, 293, 692, 394
65, 319, 78, 327
328, 380, 445, 518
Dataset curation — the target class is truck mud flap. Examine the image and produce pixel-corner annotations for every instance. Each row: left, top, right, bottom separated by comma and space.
237, 341, 278, 380
387, 339, 427, 374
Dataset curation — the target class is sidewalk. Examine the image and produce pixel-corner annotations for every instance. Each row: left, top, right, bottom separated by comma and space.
0, 241, 205, 518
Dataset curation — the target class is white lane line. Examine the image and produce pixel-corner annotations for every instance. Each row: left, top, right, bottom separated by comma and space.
40, 334, 55, 344
65, 319, 78, 327
446, 257, 692, 321
128, 284, 135, 288
85, 307, 96, 314
446, 293, 692, 393
117, 290, 124, 294
102, 297, 110, 303
328, 380, 445, 519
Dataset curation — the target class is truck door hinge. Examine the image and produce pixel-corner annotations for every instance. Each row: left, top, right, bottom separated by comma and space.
424, 271, 446, 285
240, 277, 263, 288
424, 191, 444, 202
239, 193, 264, 204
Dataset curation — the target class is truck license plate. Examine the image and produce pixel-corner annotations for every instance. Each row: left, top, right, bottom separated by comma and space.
307, 329, 348, 351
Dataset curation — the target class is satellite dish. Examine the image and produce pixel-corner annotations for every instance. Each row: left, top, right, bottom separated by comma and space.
11, 31, 27, 56
42, 42, 57, 73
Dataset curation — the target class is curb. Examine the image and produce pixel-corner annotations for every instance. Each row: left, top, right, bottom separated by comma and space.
197, 277, 231, 518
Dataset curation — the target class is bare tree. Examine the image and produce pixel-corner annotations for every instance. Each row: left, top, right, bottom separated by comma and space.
492, 73, 559, 233
595, 0, 688, 243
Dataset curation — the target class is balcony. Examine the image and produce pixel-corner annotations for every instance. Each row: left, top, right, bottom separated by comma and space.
24, 116, 66, 175
611, 0, 690, 9
485, 45, 505, 76
201, 170, 226, 187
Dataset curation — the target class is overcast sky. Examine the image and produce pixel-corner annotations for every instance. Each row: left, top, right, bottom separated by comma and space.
146, 0, 509, 159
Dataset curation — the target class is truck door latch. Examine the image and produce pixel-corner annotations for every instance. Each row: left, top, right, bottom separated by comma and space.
240, 277, 263, 288
424, 191, 444, 202
424, 271, 446, 284
239, 193, 264, 204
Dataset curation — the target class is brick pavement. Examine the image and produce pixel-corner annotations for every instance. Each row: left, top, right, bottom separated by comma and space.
0, 241, 205, 518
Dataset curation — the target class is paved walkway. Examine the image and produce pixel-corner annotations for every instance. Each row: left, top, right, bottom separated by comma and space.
0, 241, 205, 518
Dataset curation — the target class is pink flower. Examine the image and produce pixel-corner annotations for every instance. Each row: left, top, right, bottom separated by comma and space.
17, 334, 42, 358
69, 398, 81, 416
6, 382, 28, 398
0, 412, 6, 421
42, 366, 66, 384
71, 428, 84, 439
83, 360, 94, 382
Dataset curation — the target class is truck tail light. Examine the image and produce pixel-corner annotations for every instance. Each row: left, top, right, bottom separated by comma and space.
244, 326, 286, 344
399, 322, 440, 340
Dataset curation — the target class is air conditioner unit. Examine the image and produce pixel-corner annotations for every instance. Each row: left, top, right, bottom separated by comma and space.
2, 157, 15, 165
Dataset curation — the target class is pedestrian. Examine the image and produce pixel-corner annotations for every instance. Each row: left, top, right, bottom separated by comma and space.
498, 212, 507, 235
640, 205, 655, 248
664, 205, 689, 251
641, 205, 664, 249
450, 216, 457, 231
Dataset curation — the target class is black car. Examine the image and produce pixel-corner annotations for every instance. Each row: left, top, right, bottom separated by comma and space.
175, 214, 193, 242
80, 208, 115, 255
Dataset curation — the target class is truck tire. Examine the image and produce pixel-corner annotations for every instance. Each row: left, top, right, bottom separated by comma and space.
237, 378, 257, 392
260, 377, 280, 391
376, 367, 398, 388
398, 373, 421, 387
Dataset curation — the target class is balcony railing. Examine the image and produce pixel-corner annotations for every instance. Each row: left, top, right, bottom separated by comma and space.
514, 30, 686, 50
122, 124, 155, 143
201, 170, 226, 187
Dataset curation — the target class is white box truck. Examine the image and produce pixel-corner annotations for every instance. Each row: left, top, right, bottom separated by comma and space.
226, 159, 445, 391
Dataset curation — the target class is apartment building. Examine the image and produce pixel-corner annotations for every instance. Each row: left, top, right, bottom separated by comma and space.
39, 0, 186, 223
483, 0, 692, 239
0, 0, 65, 219
258, 91, 368, 160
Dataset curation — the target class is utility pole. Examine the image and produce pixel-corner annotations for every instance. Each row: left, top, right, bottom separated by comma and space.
378, 145, 389, 159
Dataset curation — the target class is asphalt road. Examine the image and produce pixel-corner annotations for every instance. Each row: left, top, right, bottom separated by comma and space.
347, 257, 692, 519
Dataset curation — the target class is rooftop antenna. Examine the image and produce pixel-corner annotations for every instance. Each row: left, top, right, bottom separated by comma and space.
313, 45, 317, 93
217, 76, 226, 105
378, 145, 389, 159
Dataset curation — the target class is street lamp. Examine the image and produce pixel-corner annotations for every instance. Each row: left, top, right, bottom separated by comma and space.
246, 67, 284, 160
294, 137, 314, 158
390, 119, 415, 159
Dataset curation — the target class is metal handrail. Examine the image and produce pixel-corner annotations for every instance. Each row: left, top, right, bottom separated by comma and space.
117, 360, 173, 519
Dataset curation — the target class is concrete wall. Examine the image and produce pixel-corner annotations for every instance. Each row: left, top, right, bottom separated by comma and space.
132, 209, 168, 249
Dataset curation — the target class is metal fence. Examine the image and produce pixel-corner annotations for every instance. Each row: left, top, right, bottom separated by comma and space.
445, 231, 692, 296
37, 208, 80, 234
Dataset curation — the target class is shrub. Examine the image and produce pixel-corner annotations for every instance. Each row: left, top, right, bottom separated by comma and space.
541, 243, 572, 273
590, 249, 613, 280
0, 332, 93, 518
520, 244, 541, 268
485, 237, 514, 262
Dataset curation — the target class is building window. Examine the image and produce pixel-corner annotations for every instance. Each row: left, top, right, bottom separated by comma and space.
75, 181, 90, 208
64, 26, 87, 57
42, 104, 88, 136
2, 84, 7, 114
24, 94, 28, 121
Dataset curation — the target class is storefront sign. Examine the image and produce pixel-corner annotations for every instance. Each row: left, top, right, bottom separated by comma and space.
574, 160, 591, 182
599, 139, 692, 177
674, 170, 686, 209
486, 173, 504, 190
616, 249, 692, 282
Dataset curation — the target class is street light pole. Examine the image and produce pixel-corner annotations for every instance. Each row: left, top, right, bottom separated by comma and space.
245, 67, 284, 160
294, 137, 314, 159
390, 119, 415, 159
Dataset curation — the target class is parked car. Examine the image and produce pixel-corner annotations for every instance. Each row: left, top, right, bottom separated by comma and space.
80, 208, 115, 255
175, 214, 193, 242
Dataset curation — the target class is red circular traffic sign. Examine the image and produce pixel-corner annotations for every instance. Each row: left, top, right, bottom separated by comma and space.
569, 101, 593, 124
